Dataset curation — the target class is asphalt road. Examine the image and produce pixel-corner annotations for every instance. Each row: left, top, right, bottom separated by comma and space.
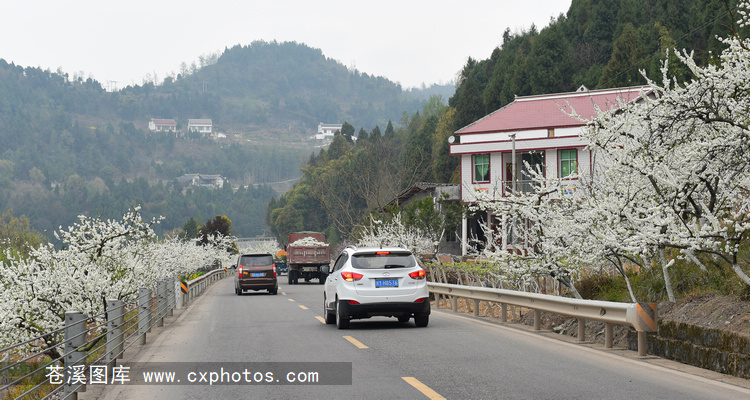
97, 276, 750, 400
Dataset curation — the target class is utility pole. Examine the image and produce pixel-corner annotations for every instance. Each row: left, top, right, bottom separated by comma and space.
510, 133, 517, 193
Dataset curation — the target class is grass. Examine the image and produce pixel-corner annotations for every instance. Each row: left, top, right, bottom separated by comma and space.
575, 252, 749, 304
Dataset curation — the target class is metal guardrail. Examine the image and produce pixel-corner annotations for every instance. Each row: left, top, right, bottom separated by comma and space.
428, 282, 656, 356
182, 268, 228, 306
0, 269, 229, 400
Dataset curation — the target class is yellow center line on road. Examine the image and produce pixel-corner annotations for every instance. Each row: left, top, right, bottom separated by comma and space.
342, 336, 368, 349
315, 316, 325, 324
288, 298, 295, 302
402, 377, 446, 400
281, 292, 287, 295
299, 305, 308, 310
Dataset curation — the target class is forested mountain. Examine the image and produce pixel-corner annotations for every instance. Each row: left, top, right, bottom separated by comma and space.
0, 41, 444, 237
120, 41, 430, 133
266, 0, 749, 245
450, 0, 744, 129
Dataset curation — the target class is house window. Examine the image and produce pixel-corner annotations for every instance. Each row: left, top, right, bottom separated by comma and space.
559, 149, 578, 178
473, 154, 490, 183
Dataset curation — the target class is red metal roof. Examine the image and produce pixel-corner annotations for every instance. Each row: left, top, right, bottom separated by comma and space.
456, 86, 650, 135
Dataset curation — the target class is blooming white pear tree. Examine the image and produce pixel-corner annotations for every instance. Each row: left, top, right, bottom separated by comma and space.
0, 208, 234, 359
356, 214, 434, 256
471, 1, 750, 300
581, 2, 750, 294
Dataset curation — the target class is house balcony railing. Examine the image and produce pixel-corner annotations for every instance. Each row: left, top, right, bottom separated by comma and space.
502, 178, 580, 196
503, 179, 540, 195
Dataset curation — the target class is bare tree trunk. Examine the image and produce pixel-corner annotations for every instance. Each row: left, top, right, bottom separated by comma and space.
684, 250, 708, 272
556, 275, 583, 299
732, 262, 750, 286
660, 248, 676, 302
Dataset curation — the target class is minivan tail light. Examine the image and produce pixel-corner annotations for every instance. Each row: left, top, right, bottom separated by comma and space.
272, 263, 277, 277
408, 269, 426, 280
341, 271, 364, 282
238, 265, 243, 277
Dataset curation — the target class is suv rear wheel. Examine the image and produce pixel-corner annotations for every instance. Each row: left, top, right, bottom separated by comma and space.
335, 299, 349, 329
414, 315, 429, 327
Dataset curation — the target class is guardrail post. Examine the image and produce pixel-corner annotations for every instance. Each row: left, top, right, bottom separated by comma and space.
157, 280, 166, 328
64, 311, 87, 399
605, 323, 613, 348
534, 309, 541, 331
450, 296, 458, 312
473, 299, 480, 316
138, 287, 150, 345
577, 318, 585, 342
638, 332, 647, 357
106, 300, 124, 370
168, 278, 175, 316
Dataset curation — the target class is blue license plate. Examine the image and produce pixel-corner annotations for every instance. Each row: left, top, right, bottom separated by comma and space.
251, 272, 265, 277
376, 278, 398, 288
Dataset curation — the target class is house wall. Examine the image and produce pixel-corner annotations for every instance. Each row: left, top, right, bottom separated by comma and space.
459, 127, 580, 145
459, 146, 592, 202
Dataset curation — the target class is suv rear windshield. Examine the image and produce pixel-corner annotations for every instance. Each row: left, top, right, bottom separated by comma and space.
239, 255, 273, 266
351, 251, 416, 269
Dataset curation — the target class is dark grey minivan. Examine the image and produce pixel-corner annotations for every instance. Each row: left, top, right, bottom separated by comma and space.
234, 253, 278, 295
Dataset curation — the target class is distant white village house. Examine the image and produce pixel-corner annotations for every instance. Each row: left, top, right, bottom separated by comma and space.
187, 119, 213, 136
314, 123, 342, 140
176, 173, 225, 189
148, 118, 177, 133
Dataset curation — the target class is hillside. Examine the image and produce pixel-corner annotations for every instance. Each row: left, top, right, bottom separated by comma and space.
264, 0, 750, 244
117, 41, 439, 136
449, 0, 746, 129
0, 41, 447, 237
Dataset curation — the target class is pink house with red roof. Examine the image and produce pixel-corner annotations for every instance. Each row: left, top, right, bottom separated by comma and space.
449, 85, 650, 253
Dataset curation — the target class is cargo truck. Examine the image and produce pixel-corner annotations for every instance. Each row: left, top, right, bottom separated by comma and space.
286, 231, 330, 284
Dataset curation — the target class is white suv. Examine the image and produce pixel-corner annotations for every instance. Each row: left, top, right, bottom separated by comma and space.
322, 246, 430, 329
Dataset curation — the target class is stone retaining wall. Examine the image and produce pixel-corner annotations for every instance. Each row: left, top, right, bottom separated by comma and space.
628, 320, 750, 378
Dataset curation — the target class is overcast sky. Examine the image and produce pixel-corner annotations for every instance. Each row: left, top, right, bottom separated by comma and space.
3, 1, 571, 90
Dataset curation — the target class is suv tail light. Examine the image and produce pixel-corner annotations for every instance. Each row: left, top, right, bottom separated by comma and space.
408, 269, 426, 280
238, 265, 243, 277
341, 271, 364, 282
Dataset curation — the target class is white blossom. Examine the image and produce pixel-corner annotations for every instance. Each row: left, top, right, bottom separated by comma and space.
356, 214, 433, 256
0, 208, 232, 358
